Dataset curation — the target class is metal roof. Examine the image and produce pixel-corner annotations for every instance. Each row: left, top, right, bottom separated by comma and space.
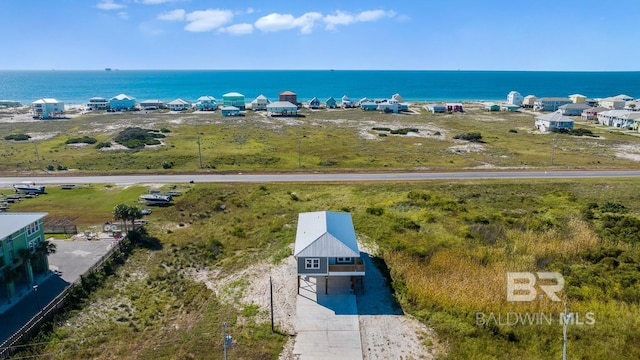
294, 211, 360, 258
267, 101, 297, 109
197, 96, 216, 101
223, 92, 244, 97
32, 98, 60, 104
111, 94, 135, 101
536, 111, 573, 122
279, 90, 296, 95
0, 213, 48, 239
168, 98, 191, 105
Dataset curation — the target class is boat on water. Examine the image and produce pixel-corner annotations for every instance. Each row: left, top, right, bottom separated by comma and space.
13, 182, 46, 194
140, 193, 172, 206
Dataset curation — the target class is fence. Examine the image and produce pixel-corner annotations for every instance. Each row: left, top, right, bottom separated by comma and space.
0, 238, 126, 359
43, 225, 78, 235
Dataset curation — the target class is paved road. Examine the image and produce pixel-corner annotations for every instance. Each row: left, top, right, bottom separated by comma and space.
2, 169, 640, 188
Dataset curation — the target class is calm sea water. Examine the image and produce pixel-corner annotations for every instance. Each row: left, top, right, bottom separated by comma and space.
1, 70, 639, 105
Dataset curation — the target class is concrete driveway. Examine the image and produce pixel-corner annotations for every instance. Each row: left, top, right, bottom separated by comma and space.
293, 276, 363, 359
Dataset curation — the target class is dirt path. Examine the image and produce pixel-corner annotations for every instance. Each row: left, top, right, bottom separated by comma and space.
192, 243, 444, 359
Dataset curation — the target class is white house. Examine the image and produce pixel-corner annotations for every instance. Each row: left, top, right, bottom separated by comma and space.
599, 97, 626, 110
139, 99, 166, 110
535, 111, 574, 132
507, 91, 523, 105
266, 101, 297, 116
377, 99, 399, 113
168, 98, 192, 111
558, 103, 591, 116
250, 94, 270, 111
195, 96, 217, 111
614, 94, 634, 102
597, 110, 640, 129
534, 97, 572, 112
391, 93, 405, 103
425, 104, 446, 113
341, 95, 354, 108
86, 97, 109, 110
293, 211, 365, 295
32, 98, 64, 119
109, 94, 136, 111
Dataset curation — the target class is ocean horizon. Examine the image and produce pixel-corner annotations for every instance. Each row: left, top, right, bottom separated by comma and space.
1, 70, 639, 105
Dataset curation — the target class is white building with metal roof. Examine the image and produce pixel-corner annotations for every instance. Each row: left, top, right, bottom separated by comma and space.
32, 98, 64, 119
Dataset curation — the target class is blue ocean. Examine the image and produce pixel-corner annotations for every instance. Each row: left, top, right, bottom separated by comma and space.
1, 70, 639, 105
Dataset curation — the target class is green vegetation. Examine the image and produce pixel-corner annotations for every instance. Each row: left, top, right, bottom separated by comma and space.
453, 132, 483, 142
114, 127, 166, 149
9, 179, 640, 359
65, 136, 97, 145
4, 133, 30, 141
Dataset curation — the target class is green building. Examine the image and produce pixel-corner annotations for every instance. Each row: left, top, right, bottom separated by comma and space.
222, 92, 246, 110
0, 213, 48, 303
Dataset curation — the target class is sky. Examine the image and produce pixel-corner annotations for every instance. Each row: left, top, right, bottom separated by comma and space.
1, 0, 638, 71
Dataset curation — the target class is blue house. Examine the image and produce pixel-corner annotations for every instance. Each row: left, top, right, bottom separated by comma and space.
308, 97, 321, 109
325, 97, 337, 109
360, 101, 378, 111
221, 106, 241, 117
109, 94, 136, 111
195, 96, 218, 111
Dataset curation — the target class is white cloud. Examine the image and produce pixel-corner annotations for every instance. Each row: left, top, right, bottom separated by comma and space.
96, 0, 126, 10
219, 23, 254, 36
157, 9, 186, 21
246, 7, 255, 14
117, 11, 129, 19
324, 9, 395, 30
184, 9, 234, 32
254, 12, 322, 34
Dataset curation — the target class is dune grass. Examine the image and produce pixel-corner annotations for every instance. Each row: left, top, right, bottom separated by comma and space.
6, 178, 640, 359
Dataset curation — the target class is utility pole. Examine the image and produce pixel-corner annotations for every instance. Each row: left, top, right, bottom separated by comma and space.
223, 322, 232, 360
270, 276, 274, 333
34, 142, 42, 170
551, 137, 556, 166
563, 302, 572, 360
197, 135, 203, 169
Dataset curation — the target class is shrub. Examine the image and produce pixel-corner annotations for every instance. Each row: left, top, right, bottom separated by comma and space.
162, 161, 174, 169
318, 160, 337, 166
600, 202, 628, 214
453, 132, 483, 142
66, 136, 97, 144
46, 164, 55, 171
57, 164, 67, 171
372, 127, 391, 132
366, 207, 385, 216
508, 129, 518, 133
4, 133, 31, 141
160, 127, 171, 133
569, 128, 595, 137
408, 190, 431, 202
96, 142, 111, 149
115, 127, 165, 149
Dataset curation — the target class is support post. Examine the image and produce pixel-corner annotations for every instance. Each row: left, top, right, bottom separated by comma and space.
325, 276, 328, 295
270, 276, 274, 333
297, 276, 300, 295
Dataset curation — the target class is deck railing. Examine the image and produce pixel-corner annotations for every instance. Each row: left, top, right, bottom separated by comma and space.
328, 263, 365, 273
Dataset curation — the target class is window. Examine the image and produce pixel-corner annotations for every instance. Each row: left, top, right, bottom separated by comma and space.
29, 239, 38, 252
305, 258, 320, 270
336, 257, 351, 263
27, 221, 40, 236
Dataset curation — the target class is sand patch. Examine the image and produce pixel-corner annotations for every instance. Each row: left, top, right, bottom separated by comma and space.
449, 142, 485, 153
615, 144, 640, 161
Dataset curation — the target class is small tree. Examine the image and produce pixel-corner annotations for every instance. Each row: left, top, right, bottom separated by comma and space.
113, 204, 131, 232
35, 240, 57, 274
127, 206, 143, 231
17, 248, 38, 285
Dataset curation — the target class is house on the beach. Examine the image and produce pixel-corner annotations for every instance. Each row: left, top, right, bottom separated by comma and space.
279, 91, 297, 105
569, 94, 587, 104
86, 97, 109, 110
425, 104, 446, 113
341, 95, 354, 108
195, 96, 218, 111
32, 98, 64, 119
325, 97, 337, 109
597, 110, 640, 129
109, 94, 136, 111
308, 97, 321, 109
446, 103, 463, 112
507, 91, 524, 105
392, 93, 405, 103
501, 103, 520, 112
360, 101, 378, 111
222, 92, 246, 110
168, 99, 192, 111
250, 95, 269, 111
533, 97, 572, 112
293, 211, 365, 295
535, 111, 574, 132
0, 100, 21, 108
614, 94, 634, 102
267, 101, 297, 116
484, 103, 500, 111
139, 99, 166, 110
558, 103, 591, 116
221, 106, 241, 117
581, 106, 607, 121
0, 212, 49, 302
625, 100, 640, 111
599, 97, 626, 110
377, 99, 399, 114
522, 95, 537, 108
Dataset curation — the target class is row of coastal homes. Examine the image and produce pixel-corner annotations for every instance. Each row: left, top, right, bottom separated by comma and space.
596, 110, 640, 129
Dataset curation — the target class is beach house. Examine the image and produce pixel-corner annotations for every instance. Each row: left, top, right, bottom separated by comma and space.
377, 99, 399, 114
266, 101, 297, 116
360, 101, 378, 111
250, 95, 269, 111
139, 99, 166, 110
425, 104, 446, 113
221, 106, 241, 117
569, 94, 587, 104
109, 94, 136, 111
535, 111, 574, 132
522, 95, 538, 108
86, 97, 109, 110
32, 98, 64, 119
599, 97, 626, 110
222, 92, 246, 110
341, 95, 354, 108
168, 99, 192, 111
446, 103, 464, 112
484, 103, 500, 111
325, 97, 337, 109
558, 103, 591, 116
581, 106, 608, 121
0, 100, 21, 108
279, 91, 298, 105
533, 97, 572, 112
392, 93, 405, 103
597, 110, 640, 129
507, 91, 524, 105
501, 103, 520, 112
293, 211, 365, 295
0, 212, 49, 302
195, 96, 218, 111
625, 100, 640, 111
308, 97, 321, 109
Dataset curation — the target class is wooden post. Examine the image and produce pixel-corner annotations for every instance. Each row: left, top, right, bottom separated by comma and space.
297, 276, 300, 295
325, 276, 328, 295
